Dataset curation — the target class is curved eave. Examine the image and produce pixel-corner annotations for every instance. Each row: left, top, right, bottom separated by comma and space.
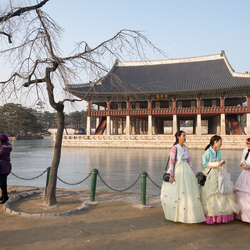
68, 84, 250, 101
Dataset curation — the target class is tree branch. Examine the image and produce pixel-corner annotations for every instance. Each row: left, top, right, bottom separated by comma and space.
0, 31, 12, 43
23, 78, 45, 87
0, 0, 50, 22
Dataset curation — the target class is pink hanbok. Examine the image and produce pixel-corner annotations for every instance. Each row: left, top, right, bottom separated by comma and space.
234, 147, 250, 223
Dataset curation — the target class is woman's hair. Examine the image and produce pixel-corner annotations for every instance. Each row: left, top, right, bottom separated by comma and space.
0, 134, 9, 143
205, 135, 222, 151
174, 130, 185, 145
245, 138, 250, 160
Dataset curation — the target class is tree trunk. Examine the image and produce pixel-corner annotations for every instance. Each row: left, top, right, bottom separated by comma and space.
45, 107, 64, 205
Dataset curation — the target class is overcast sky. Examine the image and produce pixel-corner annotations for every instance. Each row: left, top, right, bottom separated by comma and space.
2, 0, 250, 113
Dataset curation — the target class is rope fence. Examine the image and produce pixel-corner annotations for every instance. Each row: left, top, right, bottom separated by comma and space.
10, 168, 162, 205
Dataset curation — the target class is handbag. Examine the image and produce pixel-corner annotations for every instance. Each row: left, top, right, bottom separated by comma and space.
218, 165, 233, 195
196, 149, 217, 186
196, 168, 211, 186
162, 146, 177, 182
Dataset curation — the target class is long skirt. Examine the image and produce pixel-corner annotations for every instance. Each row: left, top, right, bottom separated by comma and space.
161, 160, 205, 224
234, 169, 250, 223
200, 168, 239, 224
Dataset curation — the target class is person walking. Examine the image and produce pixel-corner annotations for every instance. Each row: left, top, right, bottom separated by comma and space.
161, 131, 205, 224
234, 137, 250, 223
200, 135, 239, 224
0, 134, 12, 204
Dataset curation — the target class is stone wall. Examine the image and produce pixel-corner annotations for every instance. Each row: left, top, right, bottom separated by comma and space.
59, 134, 246, 149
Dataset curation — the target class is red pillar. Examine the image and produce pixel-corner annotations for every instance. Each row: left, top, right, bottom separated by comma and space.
148, 99, 152, 114
88, 100, 91, 116
197, 97, 201, 113
220, 97, 225, 113
107, 100, 110, 115
173, 98, 176, 114
126, 100, 130, 115
247, 96, 250, 112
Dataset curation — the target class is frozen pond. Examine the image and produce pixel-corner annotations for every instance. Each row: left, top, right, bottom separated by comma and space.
8, 137, 244, 195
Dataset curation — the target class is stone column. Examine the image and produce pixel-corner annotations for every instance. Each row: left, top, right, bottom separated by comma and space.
246, 96, 250, 135
131, 117, 135, 134
96, 117, 100, 129
152, 117, 156, 135
173, 114, 178, 135
216, 116, 220, 135
247, 113, 250, 135
220, 113, 226, 135
110, 119, 113, 135
106, 116, 111, 135
126, 115, 130, 135
196, 114, 202, 135
87, 116, 91, 135
148, 115, 152, 135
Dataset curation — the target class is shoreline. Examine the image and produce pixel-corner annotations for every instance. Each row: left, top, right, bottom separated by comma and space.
60, 134, 247, 149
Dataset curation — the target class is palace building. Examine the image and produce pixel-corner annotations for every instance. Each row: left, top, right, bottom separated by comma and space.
67, 51, 250, 138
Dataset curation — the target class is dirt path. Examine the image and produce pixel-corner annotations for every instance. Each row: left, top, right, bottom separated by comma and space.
0, 186, 249, 250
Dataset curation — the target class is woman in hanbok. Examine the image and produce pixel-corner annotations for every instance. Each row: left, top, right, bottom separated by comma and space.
200, 135, 239, 224
234, 138, 250, 223
161, 131, 205, 224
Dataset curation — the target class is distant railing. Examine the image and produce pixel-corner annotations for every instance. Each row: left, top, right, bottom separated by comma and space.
89, 106, 248, 117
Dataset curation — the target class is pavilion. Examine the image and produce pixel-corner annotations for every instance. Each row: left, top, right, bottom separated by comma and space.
67, 51, 250, 137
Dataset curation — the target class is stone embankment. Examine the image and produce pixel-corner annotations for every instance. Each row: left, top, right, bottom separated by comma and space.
60, 134, 246, 149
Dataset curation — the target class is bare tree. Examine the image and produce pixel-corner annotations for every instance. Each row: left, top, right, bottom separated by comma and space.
0, 1, 163, 205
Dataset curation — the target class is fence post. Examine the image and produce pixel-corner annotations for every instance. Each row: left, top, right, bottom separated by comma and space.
90, 168, 98, 201
45, 167, 51, 197
140, 171, 148, 205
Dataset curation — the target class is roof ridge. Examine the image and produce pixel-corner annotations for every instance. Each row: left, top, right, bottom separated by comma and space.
118, 53, 223, 67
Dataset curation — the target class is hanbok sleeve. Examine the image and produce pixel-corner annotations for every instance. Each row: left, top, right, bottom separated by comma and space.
186, 147, 195, 173
240, 148, 247, 164
216, 149, 222, 161
202, 150, 216, 168
169, 146, 177, 177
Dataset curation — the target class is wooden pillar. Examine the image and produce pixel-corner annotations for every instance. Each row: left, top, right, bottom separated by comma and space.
197, 97, 201, 113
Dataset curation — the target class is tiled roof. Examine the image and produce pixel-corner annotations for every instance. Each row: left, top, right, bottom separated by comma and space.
67, 52, 250, 96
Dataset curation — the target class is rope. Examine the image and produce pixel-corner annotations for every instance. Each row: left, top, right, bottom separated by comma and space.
97, 172, 141, 192
57, 172, 92, 185
147, 175, 161, 189
10, 170, 47, 180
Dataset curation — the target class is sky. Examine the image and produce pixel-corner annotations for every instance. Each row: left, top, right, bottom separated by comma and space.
2, 0, 250, 113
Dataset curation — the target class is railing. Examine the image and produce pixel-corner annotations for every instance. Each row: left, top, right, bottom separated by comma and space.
224, 106, 248, 113
11, 167, 161, 205
90, 106, 248, 117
